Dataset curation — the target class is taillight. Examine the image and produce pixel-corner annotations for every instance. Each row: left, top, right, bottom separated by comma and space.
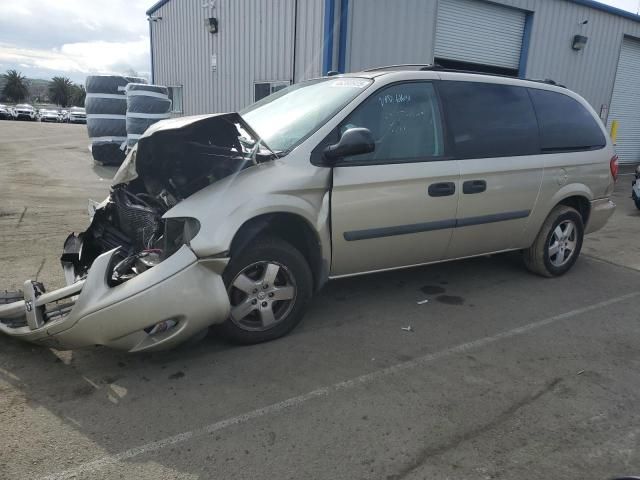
610, 155, 619, 181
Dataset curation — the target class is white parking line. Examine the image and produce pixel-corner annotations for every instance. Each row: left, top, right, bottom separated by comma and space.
40, 291, 640, 480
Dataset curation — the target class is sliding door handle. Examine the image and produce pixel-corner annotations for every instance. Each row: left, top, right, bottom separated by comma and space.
428, 182, 456, 197
462, 180, 487, 194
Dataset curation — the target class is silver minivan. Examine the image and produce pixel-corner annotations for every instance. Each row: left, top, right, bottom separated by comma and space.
0, 66, 617, 351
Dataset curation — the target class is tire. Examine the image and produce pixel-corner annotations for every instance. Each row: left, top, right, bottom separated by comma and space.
91, 142, 126, 166
524, 205, 584, 277
216, 236, 313, 344
86, 75, 146, 95
87, 117, 127, 138
85, 96, 127, 115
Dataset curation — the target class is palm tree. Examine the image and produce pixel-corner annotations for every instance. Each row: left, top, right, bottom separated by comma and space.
49, 76, 74, 107
70, 84, 86, 107
1, 70, 29, 103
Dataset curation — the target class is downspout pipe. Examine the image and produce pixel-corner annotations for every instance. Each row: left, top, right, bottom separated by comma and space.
322, 0, 336, 75
148, 18, 155, 84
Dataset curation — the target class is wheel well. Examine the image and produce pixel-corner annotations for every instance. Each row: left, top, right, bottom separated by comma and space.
230, 213, 326, 291
558, 196, 590, 226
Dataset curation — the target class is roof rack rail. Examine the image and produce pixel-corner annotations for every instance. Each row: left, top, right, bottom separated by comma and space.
527, 78, 567, 88
362, 65, 567, 88
363, 64, 442, 72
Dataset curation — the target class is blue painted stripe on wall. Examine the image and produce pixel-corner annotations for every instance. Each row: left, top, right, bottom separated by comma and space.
323, 0, 336, 74
518, 12, 533, 78
338, 0, 349, 73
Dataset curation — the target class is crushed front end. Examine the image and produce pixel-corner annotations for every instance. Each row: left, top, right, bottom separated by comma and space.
0, 113, 270, 351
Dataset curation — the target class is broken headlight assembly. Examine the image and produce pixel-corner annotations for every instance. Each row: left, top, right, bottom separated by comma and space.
163, 217, 201, 256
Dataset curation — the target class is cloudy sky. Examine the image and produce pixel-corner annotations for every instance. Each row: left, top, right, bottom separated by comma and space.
0, 0, 151, 83
1, 0, 640, 84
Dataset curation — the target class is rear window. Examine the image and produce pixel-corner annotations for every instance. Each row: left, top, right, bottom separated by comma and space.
528, 89, 606, 152
438, 81, 539, 159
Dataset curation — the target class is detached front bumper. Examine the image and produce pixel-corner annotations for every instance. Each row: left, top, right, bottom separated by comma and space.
0, 246, 230, 352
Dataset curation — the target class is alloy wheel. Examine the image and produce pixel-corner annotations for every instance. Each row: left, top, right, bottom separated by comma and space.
228, 261, 297, 331
548, 219, 578, 267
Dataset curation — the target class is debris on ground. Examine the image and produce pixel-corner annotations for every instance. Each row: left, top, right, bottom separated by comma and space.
401, 326, 414, 332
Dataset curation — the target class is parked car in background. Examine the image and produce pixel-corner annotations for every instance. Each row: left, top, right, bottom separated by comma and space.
67, 107, 85, 123
12, 104, 36, 121
0, 104, 12, 120
0, 68, 618, 352
39, 109, 61, 122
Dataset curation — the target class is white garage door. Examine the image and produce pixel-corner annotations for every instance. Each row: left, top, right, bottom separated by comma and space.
435, 0, 525, 70
608, 37, 640, 164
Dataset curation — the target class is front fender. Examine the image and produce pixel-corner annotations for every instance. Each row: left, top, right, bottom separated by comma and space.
163, 160, 331, 260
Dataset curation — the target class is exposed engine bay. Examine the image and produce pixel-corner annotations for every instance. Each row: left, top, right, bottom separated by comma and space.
62, 113, 273, 289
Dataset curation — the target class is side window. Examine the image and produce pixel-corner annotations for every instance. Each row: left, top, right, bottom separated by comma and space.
528, 89, 606, 152
438, 81, 539, 159
339, 82, 444, 163
254, 81, 291, 102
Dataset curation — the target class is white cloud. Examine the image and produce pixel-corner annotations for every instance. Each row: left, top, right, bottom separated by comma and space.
0, 0, 150, 81
0, 39, 150, 81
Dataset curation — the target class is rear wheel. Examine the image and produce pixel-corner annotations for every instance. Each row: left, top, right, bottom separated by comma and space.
524, 205, 584, 277
217, 237, 313, 344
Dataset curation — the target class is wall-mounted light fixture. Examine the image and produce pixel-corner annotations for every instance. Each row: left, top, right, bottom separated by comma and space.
572, 34, 588, 51
147, 15, 162, 22
206, 17, 218, 34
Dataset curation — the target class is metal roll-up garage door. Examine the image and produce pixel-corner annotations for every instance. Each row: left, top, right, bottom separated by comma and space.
607, 37, 640, 165
435, 0, 525, 71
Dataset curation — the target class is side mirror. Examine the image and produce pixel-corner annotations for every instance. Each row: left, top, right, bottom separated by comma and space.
323, 128, 375, 161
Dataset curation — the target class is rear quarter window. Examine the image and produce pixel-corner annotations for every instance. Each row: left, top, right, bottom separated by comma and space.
438, 81, 539, 159
528, 88, 606, 152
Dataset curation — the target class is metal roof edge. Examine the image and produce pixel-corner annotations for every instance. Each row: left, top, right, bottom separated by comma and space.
146, 0, 171, 16
568, 0, 640, 23
145, 0, 640, 25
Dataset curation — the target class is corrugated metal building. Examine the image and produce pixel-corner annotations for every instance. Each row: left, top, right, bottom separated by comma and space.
147, 0, 640, 163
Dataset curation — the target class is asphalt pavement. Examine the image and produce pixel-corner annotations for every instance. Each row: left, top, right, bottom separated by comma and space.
1, 120, 639, 480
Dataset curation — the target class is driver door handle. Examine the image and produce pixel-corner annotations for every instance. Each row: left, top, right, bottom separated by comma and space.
428, 182, 456, 197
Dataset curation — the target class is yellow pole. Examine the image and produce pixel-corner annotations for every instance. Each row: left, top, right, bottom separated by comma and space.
610, 120, 619, 143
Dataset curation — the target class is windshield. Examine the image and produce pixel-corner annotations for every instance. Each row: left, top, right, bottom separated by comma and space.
240, 77, 372, 153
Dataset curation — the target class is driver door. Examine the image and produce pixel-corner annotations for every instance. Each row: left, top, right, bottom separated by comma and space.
330, 81, 460, 276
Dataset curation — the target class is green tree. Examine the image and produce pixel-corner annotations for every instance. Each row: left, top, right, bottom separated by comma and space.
1, 70, 29, 103
70, 83, 86, 107
49, 76, 73, 107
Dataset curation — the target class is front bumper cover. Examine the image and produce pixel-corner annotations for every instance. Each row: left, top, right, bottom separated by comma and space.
0, 246, 230, 352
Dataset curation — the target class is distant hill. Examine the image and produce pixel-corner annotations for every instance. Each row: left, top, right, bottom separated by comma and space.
0, 76, 51, 103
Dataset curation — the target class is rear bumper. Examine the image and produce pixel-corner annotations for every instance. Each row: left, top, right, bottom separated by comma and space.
585, 198, 615, 234
0, 246, 230, 352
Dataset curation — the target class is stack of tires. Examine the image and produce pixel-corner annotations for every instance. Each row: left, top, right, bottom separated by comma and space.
125, 84, 172, 148
85, 75, 146, 165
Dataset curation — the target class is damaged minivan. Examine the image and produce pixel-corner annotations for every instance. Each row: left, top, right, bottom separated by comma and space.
0, 67, 617, 351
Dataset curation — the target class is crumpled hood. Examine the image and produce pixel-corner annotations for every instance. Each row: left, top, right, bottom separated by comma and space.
112, 112, 259, 187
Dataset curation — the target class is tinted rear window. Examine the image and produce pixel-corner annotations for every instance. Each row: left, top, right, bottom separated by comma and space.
438, 81, 539, 159
528, 89, 606, 152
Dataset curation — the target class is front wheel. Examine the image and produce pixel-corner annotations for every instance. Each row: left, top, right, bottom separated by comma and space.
217, 236, 313, 344
524, 205, 584, 277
